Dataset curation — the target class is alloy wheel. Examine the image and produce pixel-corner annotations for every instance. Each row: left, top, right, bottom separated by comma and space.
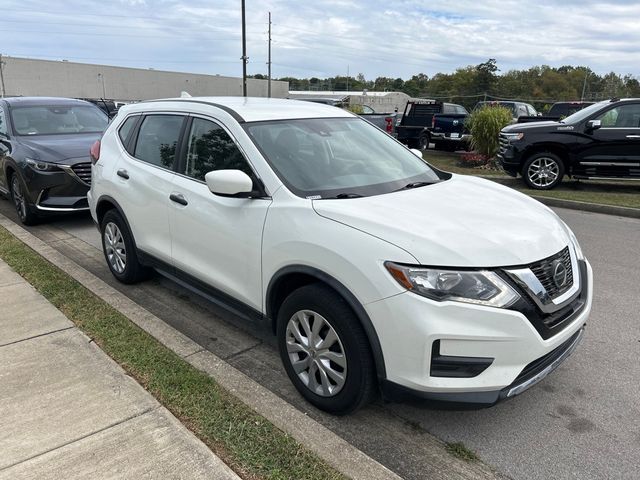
285, 310, 347, 397
104, 222, 127, 274
527, 157, 560, 188
11, 176, 27, 220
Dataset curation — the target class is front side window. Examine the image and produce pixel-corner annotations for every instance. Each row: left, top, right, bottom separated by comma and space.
596, 104, 640, 128
183, 118, 252, 181
245, 117, 443, 198
10, 105, 107, 136
134, 115, 184, 169
0, 106, 7, 135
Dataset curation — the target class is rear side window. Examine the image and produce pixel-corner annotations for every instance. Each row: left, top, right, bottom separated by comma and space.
133, 115, 184, 169
118, 115, 138, 150
183, 117, 252, 181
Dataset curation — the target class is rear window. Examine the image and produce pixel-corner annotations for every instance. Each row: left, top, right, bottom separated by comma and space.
133, 115, 184, 169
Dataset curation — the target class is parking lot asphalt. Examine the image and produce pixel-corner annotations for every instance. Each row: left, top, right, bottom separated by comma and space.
1, 198, 638, 480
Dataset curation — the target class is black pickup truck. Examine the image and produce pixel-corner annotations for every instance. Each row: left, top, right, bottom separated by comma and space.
396, 101, 468, 150
518, 101, 595, 123
498, 98, 640, 189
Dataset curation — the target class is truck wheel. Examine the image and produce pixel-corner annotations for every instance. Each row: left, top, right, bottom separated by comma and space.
523, 152, 564, 190
277, 284, 377, 415
418, 134, 430, 150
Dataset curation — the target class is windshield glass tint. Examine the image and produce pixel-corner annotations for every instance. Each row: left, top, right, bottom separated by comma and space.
245, 117, 442, 198
11, 105, 108, 136
561, 101, 608, 124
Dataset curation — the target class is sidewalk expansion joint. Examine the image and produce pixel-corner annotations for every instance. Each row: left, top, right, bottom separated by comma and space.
0, 326, 75, 348
0, 406, 160, 472
221, 342, 262, 361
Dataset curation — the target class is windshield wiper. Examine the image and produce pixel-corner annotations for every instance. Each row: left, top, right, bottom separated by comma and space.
394, 181, 433, 191
330, 193, 364, 199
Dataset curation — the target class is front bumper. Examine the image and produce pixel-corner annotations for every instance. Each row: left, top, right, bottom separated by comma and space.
22, 159, 91, 212
366, 259, 593, 405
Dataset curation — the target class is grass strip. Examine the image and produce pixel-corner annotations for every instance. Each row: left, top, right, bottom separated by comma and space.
423, 151, 640, 209
0, 226, 345, 480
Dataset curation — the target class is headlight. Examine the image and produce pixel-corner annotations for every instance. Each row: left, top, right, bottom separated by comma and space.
567, 229, 584, 260
502, 132, 524, 141
385, 262, 520, 308
26, 158, 63, 172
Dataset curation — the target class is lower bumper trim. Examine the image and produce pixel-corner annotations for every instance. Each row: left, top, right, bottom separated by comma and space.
382, 326, 585, 408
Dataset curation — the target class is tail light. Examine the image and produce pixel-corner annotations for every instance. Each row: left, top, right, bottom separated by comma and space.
90, 140, 101, 165
385, 117, 393, 133
431, 115, 436, 129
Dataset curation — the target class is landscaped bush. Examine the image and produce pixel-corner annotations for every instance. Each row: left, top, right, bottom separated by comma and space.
465, 105, 512, 158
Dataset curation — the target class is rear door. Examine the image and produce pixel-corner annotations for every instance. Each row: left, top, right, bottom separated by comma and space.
576, 102, 640, 178
0, 103, 9, 193
116, 113, 186, 262
169, 115, 271, 313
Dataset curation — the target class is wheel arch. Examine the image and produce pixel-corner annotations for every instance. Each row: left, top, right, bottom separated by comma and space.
266, 265, 387, 380
95, 195, 138, 249
521, 144, 571, 174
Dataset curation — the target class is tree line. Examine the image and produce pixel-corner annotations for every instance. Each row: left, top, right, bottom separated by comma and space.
252, 59, 640, 111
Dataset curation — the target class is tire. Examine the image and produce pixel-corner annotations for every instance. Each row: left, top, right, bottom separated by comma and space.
9, 172, 39, 226
522, 152, 565, 190
418, 134, 430, 151
277, 284, 377, 415
100, 209, 148, 284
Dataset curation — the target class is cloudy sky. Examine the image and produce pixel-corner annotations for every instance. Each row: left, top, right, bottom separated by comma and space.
1, 0, 638, 80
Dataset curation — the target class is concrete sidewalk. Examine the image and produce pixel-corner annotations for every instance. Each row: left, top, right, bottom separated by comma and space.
0, 259, 240, 480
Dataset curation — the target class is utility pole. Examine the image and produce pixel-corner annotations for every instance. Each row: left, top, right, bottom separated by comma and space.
0, 54, 6, 98
581, 71, 589, 101
267, 11, 272, 98
241, 0, 248, 97
346, 65, 349, 91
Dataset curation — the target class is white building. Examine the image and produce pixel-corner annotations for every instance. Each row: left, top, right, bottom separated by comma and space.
0, 56, 289, 101
288, 90, 429, 114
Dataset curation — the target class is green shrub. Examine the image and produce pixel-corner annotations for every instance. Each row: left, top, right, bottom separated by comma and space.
466, 106, 512, 158
347, 104, 364, 114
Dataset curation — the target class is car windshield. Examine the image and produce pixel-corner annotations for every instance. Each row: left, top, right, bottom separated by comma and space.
11, 105, 108, 136
245, 117, 443, 198
561, 101, 608, 124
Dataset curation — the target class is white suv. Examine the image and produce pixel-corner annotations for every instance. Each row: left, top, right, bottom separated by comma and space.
88, 97, 592, 414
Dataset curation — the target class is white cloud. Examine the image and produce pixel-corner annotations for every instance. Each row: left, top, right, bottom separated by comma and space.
0, 0, 638, 79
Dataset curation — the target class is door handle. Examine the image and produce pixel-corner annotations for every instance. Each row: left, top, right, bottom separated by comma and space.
117, 169, 129, 179
169, 192, 188, 206
626, 135, 640, 139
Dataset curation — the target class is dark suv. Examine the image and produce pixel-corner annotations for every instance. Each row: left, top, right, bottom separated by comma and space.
498, 99, 640, 189
0, 97, 108, 224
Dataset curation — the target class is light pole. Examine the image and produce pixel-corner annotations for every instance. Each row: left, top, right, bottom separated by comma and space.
241, 0, 248, 97
97, 73, 106, 99
267, 11, 272, 98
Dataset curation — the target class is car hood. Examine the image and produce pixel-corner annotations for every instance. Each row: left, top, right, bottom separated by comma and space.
17, 133, 101, 163
312, 175, 570, 267
503, 121, 560, 132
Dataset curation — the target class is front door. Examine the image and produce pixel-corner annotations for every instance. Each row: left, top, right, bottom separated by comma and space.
576, 102, 640, 178
169, 116, 271, 313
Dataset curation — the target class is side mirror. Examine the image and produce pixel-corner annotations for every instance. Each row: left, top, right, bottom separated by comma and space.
586, 119, 601, 131
410, 148, 423, 158
205, 170, 254, 197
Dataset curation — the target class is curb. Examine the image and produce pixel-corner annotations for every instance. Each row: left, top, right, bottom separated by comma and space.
478, 176, 640, 219
0, 213, 402, 480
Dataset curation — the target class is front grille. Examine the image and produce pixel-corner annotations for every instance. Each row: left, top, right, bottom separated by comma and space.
71, 162, 92, 185
498, 133, 509, 155
528, 247, 573, 298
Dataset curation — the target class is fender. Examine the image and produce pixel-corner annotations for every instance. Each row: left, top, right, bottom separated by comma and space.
95, 194, 138, 248
267, 265, 387, 380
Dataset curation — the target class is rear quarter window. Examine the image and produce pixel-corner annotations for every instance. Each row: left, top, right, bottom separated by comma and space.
118, 115, 139, 153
